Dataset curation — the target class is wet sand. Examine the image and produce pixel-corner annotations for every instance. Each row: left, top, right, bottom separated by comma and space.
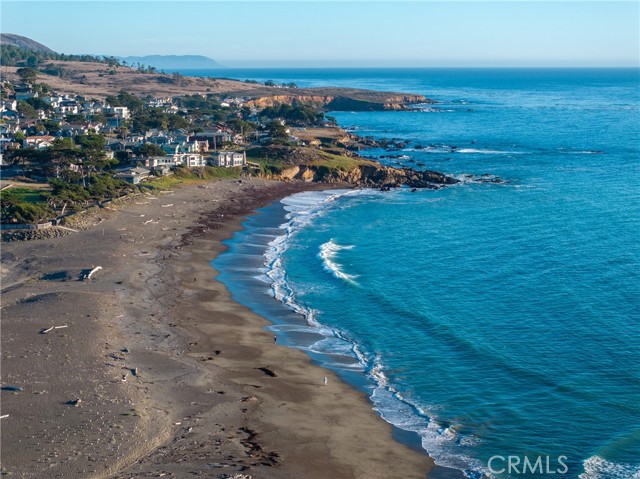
1, 178, 433, 478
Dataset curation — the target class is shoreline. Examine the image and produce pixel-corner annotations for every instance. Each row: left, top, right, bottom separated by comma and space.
214, 188, 467, 479
1, 178, 434, 478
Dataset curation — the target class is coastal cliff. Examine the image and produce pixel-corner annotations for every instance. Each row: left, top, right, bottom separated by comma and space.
245, 91, 431, 111
262, 163, 458, 189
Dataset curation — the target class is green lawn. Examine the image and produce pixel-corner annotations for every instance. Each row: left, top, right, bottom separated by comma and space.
1, 187, 47, 204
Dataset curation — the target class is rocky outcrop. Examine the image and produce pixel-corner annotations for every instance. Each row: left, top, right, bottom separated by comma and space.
246, 95, 333, 110
270, 164, 458, 189
245, 91, 431, 112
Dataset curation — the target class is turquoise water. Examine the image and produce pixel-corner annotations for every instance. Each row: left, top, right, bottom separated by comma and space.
213, 69, 640, 479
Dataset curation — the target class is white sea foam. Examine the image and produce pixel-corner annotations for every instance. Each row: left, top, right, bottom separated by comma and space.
369, 376, 487, 478
453, 174, 503, 185
263, 189, 359, 330
261, 188, 486, 479
309, 336, 354, 355
580, 456, 640, 479
318, 240, 358, 284
457, 148, 524, 155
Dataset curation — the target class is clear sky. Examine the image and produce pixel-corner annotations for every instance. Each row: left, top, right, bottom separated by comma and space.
1, 1, 638, 67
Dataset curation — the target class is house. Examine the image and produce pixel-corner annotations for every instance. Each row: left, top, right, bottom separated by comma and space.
45, 96, 64, 108
103, 106, 130, 119
114, 167, 151, 184
2, 110, 18, 120
3, 100, 18, 111
184, 140, 208, 153
0, 121, 21, 135
25, 135, 55, 149
54, 103, 79, 115
145, 97, 173, 108
152, 165, 172, 176
191, 130, 232, 149
144, 155, 177, 168
213, 151, 246, 168
147, 135, 170, 146
59, 123, 91, 137
15, 86, 36, 101
178, 153, 206, 167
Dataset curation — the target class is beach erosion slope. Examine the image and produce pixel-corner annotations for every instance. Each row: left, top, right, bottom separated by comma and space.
0, 179, 433, 479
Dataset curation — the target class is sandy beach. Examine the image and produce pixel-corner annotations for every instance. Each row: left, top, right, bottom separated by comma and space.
1, 178, 433, 478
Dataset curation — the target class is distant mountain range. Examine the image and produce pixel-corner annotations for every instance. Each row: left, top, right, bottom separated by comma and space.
0, 33, 55, 53
119, 55, 223, 70
1, 33, 222, 70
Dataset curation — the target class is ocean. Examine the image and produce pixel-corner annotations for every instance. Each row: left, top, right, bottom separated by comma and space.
208, 68, 640, 479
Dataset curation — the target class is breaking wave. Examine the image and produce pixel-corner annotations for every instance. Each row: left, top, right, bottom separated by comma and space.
318, 240, 358, 284
457, 148, 525, 155
579, 456, 640, 479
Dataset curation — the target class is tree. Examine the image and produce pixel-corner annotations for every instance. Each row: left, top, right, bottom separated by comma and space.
43, 120, 61, 135
1, 82, 12, 99
17, 100, 37, 119
0, 190, 53, 224
24, 97, 50, 111
10, 145, 41, 175
326, 116, 338, 127
33, 83, 51, 95
105, 91, 144, 113
266, 120, 289, 142
260, 104, 324, 126
240, 106, 252, 119
16, 67, 38, 84
26, 55, 40, 68
72, 134, 110, 186
65, 113, 85, 123
45, 179, 91, 210
87, 175, 133, 201
92, 112, 107, 124
75, 133, 106, 151
135, 143, 165, 157
227, 118, 255, 137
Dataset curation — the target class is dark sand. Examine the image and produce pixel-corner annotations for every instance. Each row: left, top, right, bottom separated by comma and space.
1, 178, 433, 478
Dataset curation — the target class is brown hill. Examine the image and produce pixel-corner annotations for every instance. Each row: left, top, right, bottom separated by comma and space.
1, 60, 430, 110
0, 33, 55, 53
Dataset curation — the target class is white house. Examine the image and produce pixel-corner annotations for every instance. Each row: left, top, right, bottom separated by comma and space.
55, 104, 79, 115
103, 106, 131, 119
170, 153, 205, 167
145, 155, 177, 168
182, 154, 206, 167
185, 140, 208, 153
114, 167, 150, 184
25, 135, 55, 149
214, 151, 246, 168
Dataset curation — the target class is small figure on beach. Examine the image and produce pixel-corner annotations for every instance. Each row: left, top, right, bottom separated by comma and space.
323, 376, 328, 386
274, 336, 277, 343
